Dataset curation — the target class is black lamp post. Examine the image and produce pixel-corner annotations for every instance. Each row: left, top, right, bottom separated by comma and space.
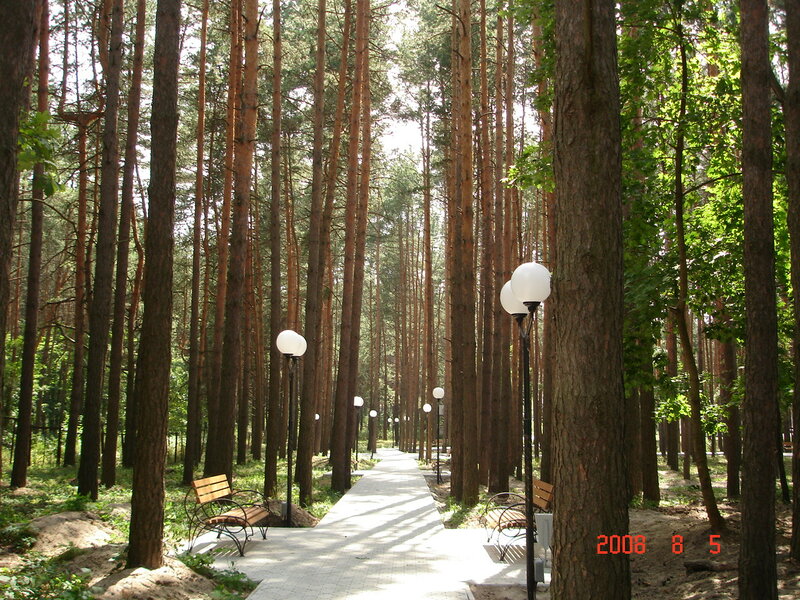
501, 261, 551, 600
353, 396, 364, 463
368, 409, 378, 458
432, 386, 444, 484
276, 329, 306, 527
422, 402, 432, 463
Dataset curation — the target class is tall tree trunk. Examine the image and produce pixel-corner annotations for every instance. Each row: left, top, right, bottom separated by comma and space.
551, 0, 630, 597
640, 382, 660, 503
783, 0, 800, 561
205, 0, 240, 471
0, 6, 39, 481
739, 0, 778, 595
63, 121, 90, 468
122, 203, 144, 467
104, 0, 147, 489
265, 0, 283, 498
450, 0, 478, 507
346, 20, 372, 482
476, 0, 493, 488
126, 0, 181, 570
182, 0, 208, 484
532, 8, 555, 484
672, 12, 725, 531
297, 0, 328, 507
331, 0, 367, 493
715, 302, 740, 499
206, 0, 258, 481
665, 315, 680, 471
11, 1, 48, 489
78, 0, 124, 500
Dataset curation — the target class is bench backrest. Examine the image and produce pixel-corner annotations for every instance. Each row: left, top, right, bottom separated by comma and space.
533, 479, 553, 511
191, 474, 232, 505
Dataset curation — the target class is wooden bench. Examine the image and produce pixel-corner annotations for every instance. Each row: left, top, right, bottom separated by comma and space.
184, 474, 270, 556
479, 479, 554, 561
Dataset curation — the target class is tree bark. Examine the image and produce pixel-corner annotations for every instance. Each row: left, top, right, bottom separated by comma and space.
331, 0, 367, 493
104, 0, 147, 488
181, 0, 208, 484
77, 0, 123, 500
10, 1, 47, 489
671, 9, 725, 531
207, 0, 258, 481
0, 3, 39, 481
551, 0, 630, 597
205, 0, 240, 472
126, 0, 181, 570
264, 0, 284, 498
738, 0, 778, 595
296, 0, 328, 506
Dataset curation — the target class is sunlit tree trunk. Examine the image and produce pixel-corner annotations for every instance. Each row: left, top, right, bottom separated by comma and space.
0, 0, 39, 482
331, 0, 367, 493
182, 0, 208, 484
672, 10, 725, 532
10, 1, 48, 489
207, 0, 258, 481
297, 0, 328, 506
265, 0, 283, 498
78, 0, 123, 500
205, 0, 240, 472
105, 0, 147, 488
126, 0, 181, 570
477, 0, 493, 487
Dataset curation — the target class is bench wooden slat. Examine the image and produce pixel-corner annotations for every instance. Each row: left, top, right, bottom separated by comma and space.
206, 506, 269, 527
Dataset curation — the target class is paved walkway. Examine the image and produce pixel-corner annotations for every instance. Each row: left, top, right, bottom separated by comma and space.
192, 448, 549, 599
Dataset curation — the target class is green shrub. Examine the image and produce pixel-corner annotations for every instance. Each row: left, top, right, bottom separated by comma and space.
0, 554, 92, 600
0, 524, 37, 552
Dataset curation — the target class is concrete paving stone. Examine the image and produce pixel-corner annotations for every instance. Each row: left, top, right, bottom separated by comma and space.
195, 448, 548, 599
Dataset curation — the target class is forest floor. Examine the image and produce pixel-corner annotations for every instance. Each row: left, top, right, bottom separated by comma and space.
421, 456, 800, 599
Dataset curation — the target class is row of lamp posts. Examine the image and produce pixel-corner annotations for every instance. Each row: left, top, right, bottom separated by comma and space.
275, 260, 548, 600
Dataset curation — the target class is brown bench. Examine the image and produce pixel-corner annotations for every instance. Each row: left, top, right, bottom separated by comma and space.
184, 474, 269, 556
479, 480, 553, 561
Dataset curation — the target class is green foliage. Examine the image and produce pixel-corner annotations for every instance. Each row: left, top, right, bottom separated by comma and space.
0, 524, 37, 552
17, 111, 62, 197
0, 554, 93, 600
178, 552, 256, 599
507, 142, 553, 192
62, 495, 91, 513
654, 392, 690, 423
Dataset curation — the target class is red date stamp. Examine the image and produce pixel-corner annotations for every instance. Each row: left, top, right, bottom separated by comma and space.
596, 534, 721, 555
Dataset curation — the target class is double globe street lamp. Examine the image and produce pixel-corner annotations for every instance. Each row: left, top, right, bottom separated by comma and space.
500, 261, 551, 600
276, 329, 307, 527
